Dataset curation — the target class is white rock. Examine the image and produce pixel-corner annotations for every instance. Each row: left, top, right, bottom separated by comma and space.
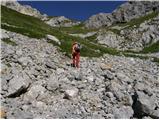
46, 34, 61, 45
64, 88, 79, 99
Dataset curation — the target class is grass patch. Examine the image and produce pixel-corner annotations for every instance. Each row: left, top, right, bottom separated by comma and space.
1, 5, 62, 38
85, 34, 98, 43
123, 41, 159, 54
1, 38, 17, 46
140, 41, 159, 53
108, 29, 121, 35
54, 23, 96, 34
152, 57, 159, 63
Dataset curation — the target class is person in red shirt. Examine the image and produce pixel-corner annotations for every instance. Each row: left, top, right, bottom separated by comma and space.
72, 42, 80, 68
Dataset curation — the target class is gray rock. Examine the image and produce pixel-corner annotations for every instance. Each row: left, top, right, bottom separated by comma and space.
1, 29, 10, 39
45, 60, 56, 70
46, 73, 59, 91
85, 1, 158, 28
133, 91, 156, 117
46, 34, 61, 45
7, 72, 31, 97
113, 106, 134, 119
116, 72, 131, 83
150, 109, 159, 119
45, 16, 80, 27
18, 57, 31, 66
102, 70, 114, 80
24, 84, 46, 102
64, 87, 79, 99
106, 92, 114, 98
7, 108, 33, 119
2, 1, 47, 20
56, 68, 65, 74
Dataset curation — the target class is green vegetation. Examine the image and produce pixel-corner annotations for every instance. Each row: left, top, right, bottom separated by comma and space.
1, 38, 17, 46
152, 57, 159, 63
108, 28, 121, 35
1, 5, 61, 38
123, 41, 159, 54
53, 23, 96, 34
140, 41, 159, 53
85, 34, 98, 43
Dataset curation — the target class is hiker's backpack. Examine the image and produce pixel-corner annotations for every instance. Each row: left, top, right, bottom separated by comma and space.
74, 43, 81, 52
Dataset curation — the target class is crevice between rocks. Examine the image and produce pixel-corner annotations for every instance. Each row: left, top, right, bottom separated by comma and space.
131, 92, 142, 118
7, 83, 31, 98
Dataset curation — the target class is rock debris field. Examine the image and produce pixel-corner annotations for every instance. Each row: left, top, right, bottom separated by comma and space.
1, 29, 159, 119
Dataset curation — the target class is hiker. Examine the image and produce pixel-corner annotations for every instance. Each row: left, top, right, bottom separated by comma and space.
72, 42, 80, 68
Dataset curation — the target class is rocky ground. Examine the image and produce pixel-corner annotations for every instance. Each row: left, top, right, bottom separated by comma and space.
1, 29, 159, 119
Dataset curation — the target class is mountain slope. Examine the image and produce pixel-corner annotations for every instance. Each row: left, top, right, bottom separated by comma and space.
1, 5, 119, 57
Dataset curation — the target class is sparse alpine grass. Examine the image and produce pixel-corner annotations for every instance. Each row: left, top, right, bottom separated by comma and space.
140, 41, 159, 53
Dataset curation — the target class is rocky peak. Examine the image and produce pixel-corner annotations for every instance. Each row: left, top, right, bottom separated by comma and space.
1, 0, 48, 21
85, 1, 158, 29
45, 16, 81, 27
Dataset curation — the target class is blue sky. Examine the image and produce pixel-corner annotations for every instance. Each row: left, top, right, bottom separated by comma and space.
18, 1, 126, 21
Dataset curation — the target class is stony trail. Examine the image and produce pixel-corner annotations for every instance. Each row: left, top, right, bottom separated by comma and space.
1, 29, 159, 119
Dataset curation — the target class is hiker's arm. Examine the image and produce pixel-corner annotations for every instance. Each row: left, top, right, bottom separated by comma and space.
72, 45, 76, 54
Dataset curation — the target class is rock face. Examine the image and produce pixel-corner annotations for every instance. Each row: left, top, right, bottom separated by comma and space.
85, 13, 114, 29
112, 1, 158, 23
1, 1, 48, 21
95, 15, 158, 51
1, 29, 159, 119
85, 1, 158, 29
45, 16, 81, 27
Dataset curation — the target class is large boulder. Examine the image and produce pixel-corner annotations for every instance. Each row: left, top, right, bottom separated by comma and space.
46, 34, 61, 45
7, 72, 31, 97
113, 106, 134, 119
23, 84, 46, 102
133, 91, 158, 118
85, 13, 114, 29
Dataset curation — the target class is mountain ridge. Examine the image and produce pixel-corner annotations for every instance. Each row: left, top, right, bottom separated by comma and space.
84, 1, 158, 29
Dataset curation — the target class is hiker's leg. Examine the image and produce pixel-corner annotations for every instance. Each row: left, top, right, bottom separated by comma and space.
76, 53, 80, 68
72, 54, 76, 67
